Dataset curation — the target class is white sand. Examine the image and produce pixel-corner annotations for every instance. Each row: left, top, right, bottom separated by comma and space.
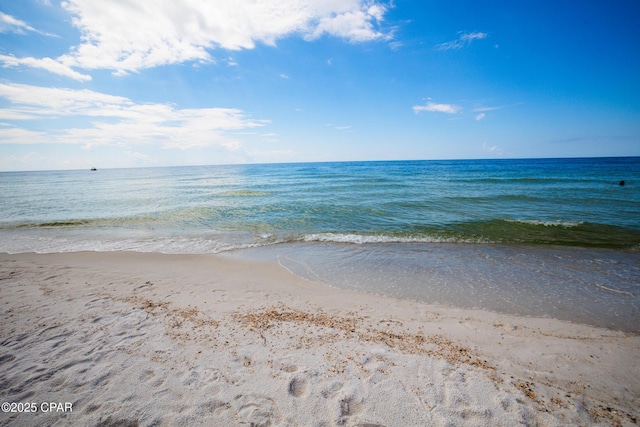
1, 251, 638, 426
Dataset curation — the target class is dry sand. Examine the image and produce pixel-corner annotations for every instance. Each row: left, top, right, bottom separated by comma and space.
0, 251, 638, 426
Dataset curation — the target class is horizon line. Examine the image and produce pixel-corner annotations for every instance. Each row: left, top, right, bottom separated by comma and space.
1, 155, 638, 173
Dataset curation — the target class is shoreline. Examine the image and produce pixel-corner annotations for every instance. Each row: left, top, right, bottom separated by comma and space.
229, 242, 640, 334
1, 251, 638, 426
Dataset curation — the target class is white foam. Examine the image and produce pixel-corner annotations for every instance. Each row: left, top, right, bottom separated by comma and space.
302, 232, 488, 244
506, 219, 584, 228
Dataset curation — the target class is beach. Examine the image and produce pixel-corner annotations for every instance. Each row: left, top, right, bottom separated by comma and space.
1, 251, 638, 426
2, 0, 639, 423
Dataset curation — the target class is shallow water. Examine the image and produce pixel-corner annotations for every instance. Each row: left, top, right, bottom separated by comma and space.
228, 242, 640, 333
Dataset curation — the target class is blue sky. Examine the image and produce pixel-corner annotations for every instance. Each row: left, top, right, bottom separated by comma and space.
0, 0, 638, 171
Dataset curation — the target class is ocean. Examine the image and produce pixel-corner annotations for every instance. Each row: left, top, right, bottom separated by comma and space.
1, 157, 639, 332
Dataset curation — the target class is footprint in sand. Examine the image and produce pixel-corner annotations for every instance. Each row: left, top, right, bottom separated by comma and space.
138, 369, 155, 382
288, 375, 308, 398
95, 416, 139, 427
282, 364, 298, 373
270, 357, 298, 373
235, 394, 282, 427
320, 381, 343, 399
198, 399, 234, 415
0, 353, 16, 365
338, 394, 364, 417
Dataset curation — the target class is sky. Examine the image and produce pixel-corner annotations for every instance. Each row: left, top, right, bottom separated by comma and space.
0, 0, 639, 171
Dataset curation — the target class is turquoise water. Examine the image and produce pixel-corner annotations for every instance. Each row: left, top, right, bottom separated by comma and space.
1, 158, 639, 331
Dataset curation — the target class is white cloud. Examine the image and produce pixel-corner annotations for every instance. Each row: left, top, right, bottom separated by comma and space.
473, 106, 501, 113
0, 83, 267, 150
280, 74, 290, 79
1, 1, 391, 79
43, 0, 390, 76
471, 102, 524, 121
326, 124, 353, 130
460, 32, 488, 43
260, 132, 278, 142
413, 101, 461, 114
0, 151, 77, 171
305, 3, 390, 42
0, 127, 49, 144
0, 54, 92, 82
0, 11, 57, 37
482, 142, 504, 155
436, 31, 488, 51
0, 11, 39, 34
472, 102, 524, 113
123, 150, 158, 165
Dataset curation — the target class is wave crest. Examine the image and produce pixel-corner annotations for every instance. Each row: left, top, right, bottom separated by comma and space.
303, 232, 488, 244
506, 219, 584, 228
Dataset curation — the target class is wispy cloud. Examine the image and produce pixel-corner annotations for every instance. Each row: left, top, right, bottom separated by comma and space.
473, 106, 502, 113
482, 142, 504, 156
0, 11, 37, 34
0, 83, 267, 150
548, 135, 633, 144
470, 102, 524, 120
326, 124, 353, 130
123, 150, 158, 165
472, 102, 524, 113
436, 31, 488, 51
0, 54, 92, 82
0, 11, 56, 36
413, 101, 461, 114
0, 11, 85, 81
